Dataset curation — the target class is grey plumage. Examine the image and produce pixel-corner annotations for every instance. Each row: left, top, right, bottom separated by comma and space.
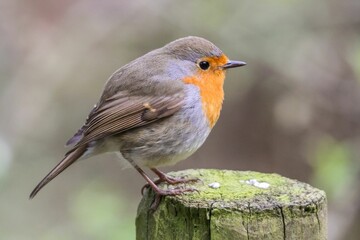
29, 36, 242, 199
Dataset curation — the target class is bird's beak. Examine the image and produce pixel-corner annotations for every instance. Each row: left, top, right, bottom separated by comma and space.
221, 60, 246, 69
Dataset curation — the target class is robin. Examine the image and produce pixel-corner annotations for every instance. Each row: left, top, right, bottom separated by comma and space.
29, 36, 246, 201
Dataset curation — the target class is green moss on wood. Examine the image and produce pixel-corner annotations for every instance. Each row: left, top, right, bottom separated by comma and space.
136, 169, 327, 240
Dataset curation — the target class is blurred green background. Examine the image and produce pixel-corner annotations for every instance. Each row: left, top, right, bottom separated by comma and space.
1, 0, 360, 239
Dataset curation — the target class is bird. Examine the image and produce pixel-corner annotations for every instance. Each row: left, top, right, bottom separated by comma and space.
29, 36, 246, 201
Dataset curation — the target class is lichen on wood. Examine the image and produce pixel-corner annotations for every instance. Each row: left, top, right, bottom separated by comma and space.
136, 169, 327, 240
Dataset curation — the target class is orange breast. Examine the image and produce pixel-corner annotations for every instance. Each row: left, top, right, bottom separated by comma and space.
183, 55, 228, 128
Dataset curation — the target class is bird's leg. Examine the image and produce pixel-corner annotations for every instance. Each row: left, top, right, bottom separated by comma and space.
130, 162, 197, 210
141, 168, 199, 195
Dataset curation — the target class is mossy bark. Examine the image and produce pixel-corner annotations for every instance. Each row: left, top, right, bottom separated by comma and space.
136, 169, 327, 240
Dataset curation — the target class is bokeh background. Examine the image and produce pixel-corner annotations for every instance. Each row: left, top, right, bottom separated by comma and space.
1, 0, 360, 239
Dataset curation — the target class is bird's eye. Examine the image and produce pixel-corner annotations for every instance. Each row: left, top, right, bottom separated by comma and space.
198, 61, 210, 70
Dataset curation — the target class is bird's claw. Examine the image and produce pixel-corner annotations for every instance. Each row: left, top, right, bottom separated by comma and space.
141, 176, 200, 195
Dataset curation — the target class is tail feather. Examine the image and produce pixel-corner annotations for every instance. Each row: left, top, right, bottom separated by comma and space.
29, 146, 87, 199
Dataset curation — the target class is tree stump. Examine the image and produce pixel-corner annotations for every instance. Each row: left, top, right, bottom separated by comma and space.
136, 169, 327, 240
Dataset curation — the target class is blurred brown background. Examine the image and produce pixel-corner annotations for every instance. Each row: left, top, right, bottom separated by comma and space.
1, 0, 360, 239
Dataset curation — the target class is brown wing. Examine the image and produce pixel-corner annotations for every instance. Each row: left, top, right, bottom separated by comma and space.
68, 91, 184, 149
30, 91, 184, 199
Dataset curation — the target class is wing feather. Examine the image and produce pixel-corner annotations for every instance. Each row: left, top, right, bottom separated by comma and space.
68, 92, 184, 148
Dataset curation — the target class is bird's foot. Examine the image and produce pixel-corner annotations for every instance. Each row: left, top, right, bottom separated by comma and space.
141, 173, 199, 195
160, 174, 200, 185
137, 168, 200, 210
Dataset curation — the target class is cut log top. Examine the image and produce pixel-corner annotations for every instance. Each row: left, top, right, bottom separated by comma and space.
136, 169, 327, 240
